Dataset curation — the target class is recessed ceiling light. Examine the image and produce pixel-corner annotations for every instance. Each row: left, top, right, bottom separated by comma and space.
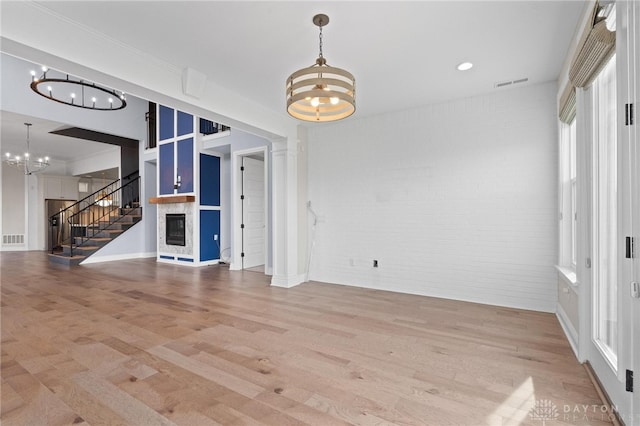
457, 62, 473, 71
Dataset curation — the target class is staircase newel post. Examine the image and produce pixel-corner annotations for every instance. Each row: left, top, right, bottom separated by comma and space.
69, 213, 73, 258
50, 215, 54, 254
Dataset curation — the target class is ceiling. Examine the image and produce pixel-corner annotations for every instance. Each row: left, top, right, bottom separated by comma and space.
0, 110, 120, 163
1, 1, 585, 165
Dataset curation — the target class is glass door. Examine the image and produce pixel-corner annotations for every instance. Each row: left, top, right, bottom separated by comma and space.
587, 49, 633, 421
592, 55, 619, 372
627, 0, 640, 422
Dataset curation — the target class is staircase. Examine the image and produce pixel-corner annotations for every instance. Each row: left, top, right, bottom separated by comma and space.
48, 173, 141, 266
48, 206, 142, 266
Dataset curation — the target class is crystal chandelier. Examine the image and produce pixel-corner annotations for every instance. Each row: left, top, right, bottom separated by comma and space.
3, 123, 50, 175
286, 14, 356, 122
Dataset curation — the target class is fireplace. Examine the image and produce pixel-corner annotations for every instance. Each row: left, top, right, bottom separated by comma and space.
166, 214, 186, 246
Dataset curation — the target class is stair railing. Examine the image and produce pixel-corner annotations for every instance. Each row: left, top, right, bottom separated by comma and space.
48, 173, 140, 258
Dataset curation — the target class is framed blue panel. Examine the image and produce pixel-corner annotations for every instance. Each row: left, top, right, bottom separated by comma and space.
159, 142, 175, 195
176, 138, 194, 193
200, 154, 220, 206
200, 210, 220, 261
177, 111, 194, 136
159, 105, 174, 141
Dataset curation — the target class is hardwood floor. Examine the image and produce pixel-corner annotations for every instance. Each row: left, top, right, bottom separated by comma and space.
1, 252, 611, 425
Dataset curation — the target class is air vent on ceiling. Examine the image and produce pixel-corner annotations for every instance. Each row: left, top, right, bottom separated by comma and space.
494, 77, 529, 89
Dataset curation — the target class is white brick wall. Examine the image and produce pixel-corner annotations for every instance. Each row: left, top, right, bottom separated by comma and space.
307, 82, 558, 312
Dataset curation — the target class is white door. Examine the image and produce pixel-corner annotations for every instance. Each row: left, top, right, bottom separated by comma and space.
587, 54, 630, 419
241, 156, 265, 269
628, 1, 640, 422
588, 3, 640, 420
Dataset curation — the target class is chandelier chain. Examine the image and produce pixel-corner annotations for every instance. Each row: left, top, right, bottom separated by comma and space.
26, 123, 31, 152
319, 25, 324, 59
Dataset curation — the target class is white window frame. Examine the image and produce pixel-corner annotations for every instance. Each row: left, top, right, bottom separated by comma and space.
559, 118, 577, 272
590, 54, 618, 371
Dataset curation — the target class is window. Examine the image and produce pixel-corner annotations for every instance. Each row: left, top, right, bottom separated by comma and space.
559, 117, 577, 270
591, 54, 617, 368
569, 119, 577, 267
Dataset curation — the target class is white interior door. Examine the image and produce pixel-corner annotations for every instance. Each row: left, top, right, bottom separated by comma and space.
241, 156, 265, 269
587, 45, 634, 421
629, 1, 640, 422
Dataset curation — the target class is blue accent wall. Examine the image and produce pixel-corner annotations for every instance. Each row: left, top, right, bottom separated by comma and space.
200, 210, 220, 261
200, 154, 220, 206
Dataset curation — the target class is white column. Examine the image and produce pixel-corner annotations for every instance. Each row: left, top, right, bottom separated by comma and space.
270, 136, 301, 287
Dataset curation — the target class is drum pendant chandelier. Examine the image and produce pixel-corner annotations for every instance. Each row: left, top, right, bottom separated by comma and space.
286, 14, 356, 122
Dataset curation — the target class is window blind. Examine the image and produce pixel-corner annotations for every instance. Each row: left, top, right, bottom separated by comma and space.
559, 84, 577, 124
568, 4, 616, 89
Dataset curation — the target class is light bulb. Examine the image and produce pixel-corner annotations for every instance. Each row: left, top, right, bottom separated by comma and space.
30, 70, 36, 76
15, 156, 20, 161
44, 157, 50, 162
41, 66, 48, 72
108, 98, 113, 103
310, 97, 320, 107
25, 153, 30, 158
5, 152, 10, 158
330, 97, 339, 105
47, 86, 52, 92
38, 158, 43, 162
91, 97, 96, 102
71, 93, 76, 99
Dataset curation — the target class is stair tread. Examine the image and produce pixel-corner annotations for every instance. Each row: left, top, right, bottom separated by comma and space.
61, 245, 100, 250
48, 253, 86, 260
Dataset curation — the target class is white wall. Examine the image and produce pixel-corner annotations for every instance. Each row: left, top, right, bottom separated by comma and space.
307, 82, 559, 312
81, 221, 154, 264
67, 147, 120, 177
1, 165, 26, 250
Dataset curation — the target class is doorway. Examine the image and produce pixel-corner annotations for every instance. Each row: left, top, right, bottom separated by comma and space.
232, 147, 268, 272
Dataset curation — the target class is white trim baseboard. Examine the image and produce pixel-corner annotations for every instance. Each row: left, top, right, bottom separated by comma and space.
80, 251, 156, 265
270, 274, 304, 288
556, 302, 580, 360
